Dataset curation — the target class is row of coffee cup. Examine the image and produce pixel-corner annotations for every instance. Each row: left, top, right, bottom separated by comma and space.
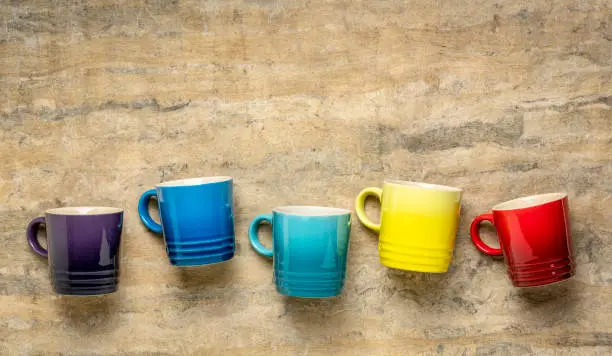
27, 176, 574, 296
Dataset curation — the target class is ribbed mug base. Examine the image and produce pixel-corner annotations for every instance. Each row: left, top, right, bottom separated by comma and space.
509, 258, 575, 287
276, 284, 343, 298
379, 242, 453, 273
168, 250, 235, 266
275, 271, 345, 298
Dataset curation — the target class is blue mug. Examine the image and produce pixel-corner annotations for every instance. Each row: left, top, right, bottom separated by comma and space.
138, 176, 235, 266
249, 206, 352, 298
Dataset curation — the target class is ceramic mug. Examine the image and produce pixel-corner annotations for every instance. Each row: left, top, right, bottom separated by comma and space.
470, 193, 575, 287
27, 207, 124, 295
355, 180, 462, 273
138, 176, 235, 266
249, 206, 351, 298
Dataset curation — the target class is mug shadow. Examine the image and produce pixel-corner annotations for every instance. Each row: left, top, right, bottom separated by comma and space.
512, 278, 580, 325
174, 259, 237, 293
55, 293, 120, 334
279, 293, 347, 328
515, 278, 578, 305
166, 260, 239, 318
150, 234, 167, 250
385, 268, 451, 299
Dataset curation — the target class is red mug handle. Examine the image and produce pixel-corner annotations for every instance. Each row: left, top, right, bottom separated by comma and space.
470, 213, 503, 256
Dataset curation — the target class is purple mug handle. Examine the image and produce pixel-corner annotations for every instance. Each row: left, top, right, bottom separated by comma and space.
27, 217, 48, 258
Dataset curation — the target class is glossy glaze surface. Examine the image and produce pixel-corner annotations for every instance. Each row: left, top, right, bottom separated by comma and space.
470, 194, 575, 287
26, 208, 123, 296
138, 177, 235, 266
249, 206, 351, 298
356, 181, 462, 273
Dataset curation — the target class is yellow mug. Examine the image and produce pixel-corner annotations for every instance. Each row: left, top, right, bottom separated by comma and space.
355, 180, 463, 273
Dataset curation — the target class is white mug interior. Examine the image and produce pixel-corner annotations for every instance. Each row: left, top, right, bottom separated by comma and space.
274, 206, 350, 216
45, 207, 123, 215
156, 176, 232, 188
384, 180, 462, 192
492, 193, 567, 211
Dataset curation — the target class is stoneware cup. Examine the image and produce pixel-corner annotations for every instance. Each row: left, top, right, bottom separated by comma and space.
249, 206, 351, 298
27, 207, 124, 296
355, 180, 463, 273
138, 176, 235, 266
470, 193, 575, 287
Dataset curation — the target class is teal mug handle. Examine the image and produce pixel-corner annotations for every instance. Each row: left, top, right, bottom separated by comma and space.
249, 214, 273, 258
138, 189, 163, 234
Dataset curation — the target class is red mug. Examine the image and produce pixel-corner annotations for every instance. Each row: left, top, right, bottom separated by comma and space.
470, 193, 575, 287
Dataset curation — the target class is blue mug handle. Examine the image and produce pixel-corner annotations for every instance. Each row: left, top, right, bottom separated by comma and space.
138, 189, 163, 234
248, 214, 273, 258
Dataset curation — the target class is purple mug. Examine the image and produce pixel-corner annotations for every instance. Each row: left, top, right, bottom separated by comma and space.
27, 207, 124, 296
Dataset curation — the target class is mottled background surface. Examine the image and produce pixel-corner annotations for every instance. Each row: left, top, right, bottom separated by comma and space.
1, 0, 611, 355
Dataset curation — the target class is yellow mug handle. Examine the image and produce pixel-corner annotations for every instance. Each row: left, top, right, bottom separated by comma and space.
355, 187, 382, 232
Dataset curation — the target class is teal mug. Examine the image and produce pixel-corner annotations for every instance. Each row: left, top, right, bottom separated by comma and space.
249, 206, 352, 298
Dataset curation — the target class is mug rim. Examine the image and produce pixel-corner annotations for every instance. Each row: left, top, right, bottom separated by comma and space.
273, 205, 351, 216
492, 193, 567, 211
46, 206, 124, 216
157, 176, 232, 188
384, 179, 462, 192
